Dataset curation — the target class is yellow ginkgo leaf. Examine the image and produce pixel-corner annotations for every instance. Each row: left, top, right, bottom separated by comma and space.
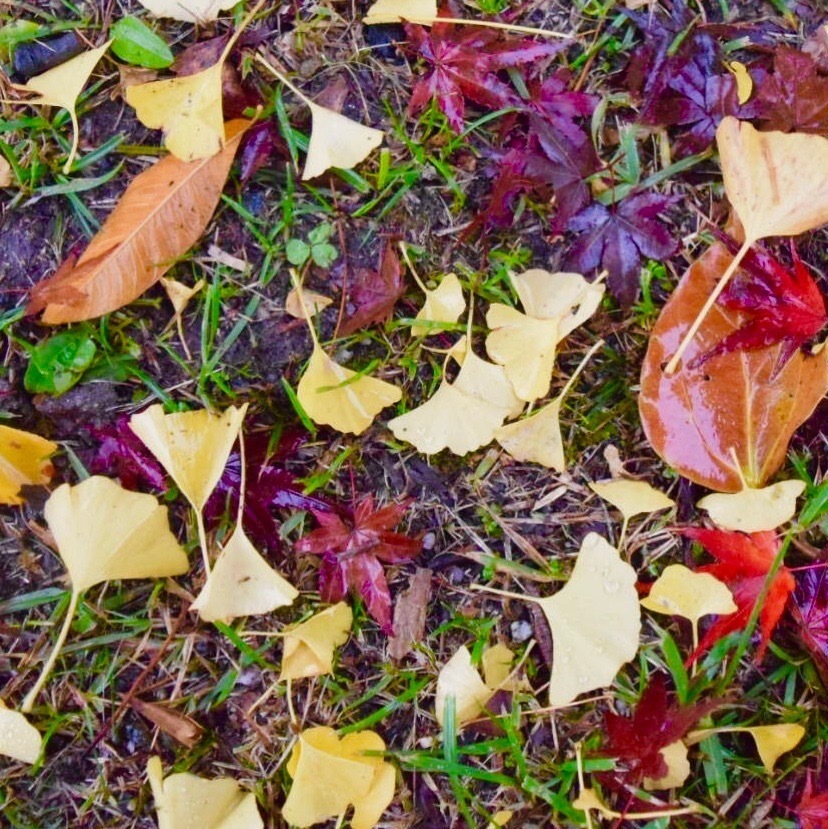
486, 811, 513, 828
411, 273, 466, 336
485, 304, 560, 402
138, 0, 238, 22
303, 102, 384, 180
0, 156, 11, 187
129, 403, 247, 512
0, 701, 42, 764
285, 287, 333, 319
191, 526, 298, 623
641, 564, 736, 625
22, 477, 188, 713
480, 643, 515, 689
453, 349, 524, 420
364, 0, 437, 24
435, 646, 493, 727
297, 346, 401, 435
0, 424, 57, 505
697, 479, 805, 532
147, 755, 263, 829
283, 727, 395, 829
279, 602, 352, 681
510, 270, 605, 340
495, 396, 566, 470
537, 533, 640, 706
726, 60, 753, 104
688, 723, 805, 774
10, 41, 111, 173
588, 479, 675, 521
643, 740, 691, 791
160, 277, 205, 320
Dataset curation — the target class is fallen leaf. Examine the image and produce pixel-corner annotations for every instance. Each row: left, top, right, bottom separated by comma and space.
0, 424, 57, 505
388, 567, 432, 661
340, 240, 405, 336
641, 564, 736, 626
588, 479, 675, 522
27, 120, 248, 323
295, 497, 421, 634
485, 304, 560, 402
697, 479, 805, 532
160, 277, 204, 321
191, 525, 298, 623
9, 41, 111, 173
452, 348, 523, 420
129, 698, 203, 749
0, 156, 11, 187
364, 0, 436, 24
687, 723, 805, 773
0, 701, 41, 763
791, 567, 828, 687
726, 61, 753, 105
147, 755, 262, 829
279, 602, 352, 681
682, 527, 794, 661
129, 403, 247, 512
643, 740, 690, 790
640, 241, 828, 491
797, 774, 828, 829
297, 345, 402, 435
435, 645, 495, 727
283, 727, 395, 829
285, 287, 333, 319
22, 477, 188, 712
411, 272, 466, 336
137, 0, 238, 24
303, 102, 384, 180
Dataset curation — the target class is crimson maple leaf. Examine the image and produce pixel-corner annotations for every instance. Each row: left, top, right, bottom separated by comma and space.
295, 497, 422, 634
404, 21, 563, 132
692, 232, 828, 374
682, 527, 795, 661
797, 774, 828, 829
601, 674, 719, 783
791, 567, 828, 688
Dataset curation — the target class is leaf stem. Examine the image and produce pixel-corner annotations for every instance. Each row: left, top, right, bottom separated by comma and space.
558, 339, 604, 401
398, 242, 428, 294
22, 589, 80, 713
254, 52, 314, 109
470, 584, 538, 604
287, 268, 322, 350
664, 237, 753, 374
196, 509, 211, 576
396, 16, 570, 38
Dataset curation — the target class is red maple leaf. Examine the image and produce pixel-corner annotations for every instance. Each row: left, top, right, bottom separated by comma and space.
682, 528, 795, 661
404, 21, 563, 132
295, 497, 422, 634
798, 774, 828, 829
791, 566, 828, 688
601, 674, 719, 783
693, 232, 828, 374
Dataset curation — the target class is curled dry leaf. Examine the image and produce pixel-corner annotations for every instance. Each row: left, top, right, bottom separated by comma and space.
640, 242, 828, 492
279, 602, 352, 681
697, 479, 805, 532
129, 698, 203, 749
388, 567, 432, 661
0, 424, 57, 505
147, 756, 263, 829
283, 727, 395, 829
588, 479, 674, 522
411, 273, 466, 336
27, 121, 248, 324
0, 701, 42, 764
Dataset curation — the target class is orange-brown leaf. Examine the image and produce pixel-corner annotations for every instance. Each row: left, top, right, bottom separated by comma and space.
27, 120, 248, 324
640, 241, 828, 491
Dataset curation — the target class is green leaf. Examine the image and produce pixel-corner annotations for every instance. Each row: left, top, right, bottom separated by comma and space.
110, 17, 173, 69
0, 20, 39, 62
286, 238, 311, 266
24, 330, 97, 395
311, 243, 338, 268
308, 222, 334, 245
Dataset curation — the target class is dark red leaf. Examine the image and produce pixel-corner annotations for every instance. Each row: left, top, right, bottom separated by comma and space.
791, 566, 828, 688
90, 416, 167, 492
404, 21, 564, 132
691, 233, 828, 375
295, 496, 422, 634
338, 239, 405, 336
239, 120, 286, 184
798, 775, 828, 829
754, 46, 828, 135
601, 674, 719, 783
565, 192, 678, 306
682, 528, 795, 661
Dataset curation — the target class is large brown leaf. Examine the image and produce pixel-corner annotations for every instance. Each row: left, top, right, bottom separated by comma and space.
27, 120, 248, 324
640, 242, 828, 492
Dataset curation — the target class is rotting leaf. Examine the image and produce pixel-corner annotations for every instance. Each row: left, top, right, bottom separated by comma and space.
129, 698, 203, 749
26, 120, 248, 324
279, 602, 352, 681
388, 567, 432, 661
0, 700, 42, 764
640, 241, 828, 492
0, 424, 56, 506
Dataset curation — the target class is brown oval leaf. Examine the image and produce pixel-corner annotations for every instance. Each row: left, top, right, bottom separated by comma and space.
27, 120, 249, 324
640, 242, 828, 492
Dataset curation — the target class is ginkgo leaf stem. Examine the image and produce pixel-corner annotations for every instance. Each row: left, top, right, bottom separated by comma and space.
21, 589, 81, 713
196, 509, 211, 576
236, 432, 247, 528
396, 16, 570, 38
221, 0, 265, 66
64, 110, 79, 174
286, 677, 297, 725
288, 268, 322, 350
254, 52, 314, 109
398, 242, 429, 294
558, 339, 604, 401
618, 516, 629, 553
471, 584, 537, 604
664, 237, 753, 374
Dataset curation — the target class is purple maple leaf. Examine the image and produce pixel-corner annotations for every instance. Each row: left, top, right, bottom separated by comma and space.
90, 416, 167, 492
792, 566, 828, 689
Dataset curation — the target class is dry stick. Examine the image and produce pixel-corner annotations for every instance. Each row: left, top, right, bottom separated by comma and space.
21, 590, 80, 713
664, 237, 753, 375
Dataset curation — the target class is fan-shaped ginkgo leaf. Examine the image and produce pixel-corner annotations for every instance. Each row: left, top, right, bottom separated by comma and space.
9, 41, 111, 173
279, 603, 352, 681
364, 0, 437, 24
137, 0, 238, 22
0, 424, 57, 505
0, 701, 42, 764
285, 287, 333, 319
687, 723, 805, 774
510, 270, 605, 340
283, 727, 395, 829
589, 479, 675, 522
411, 273, 466, 336
147, 755, 263, 829
641, 564, 736, 626
485, 304, 560, 402
303, 103, 384, 180
191, 526, 298, 623
22, 477, 188, 713
643, 740, 691, 790
297, 346, 401, 435
130, 403, 247, 512
697, 480, 805, 533
494, 396, 567, 470
452, 349, 524, 420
